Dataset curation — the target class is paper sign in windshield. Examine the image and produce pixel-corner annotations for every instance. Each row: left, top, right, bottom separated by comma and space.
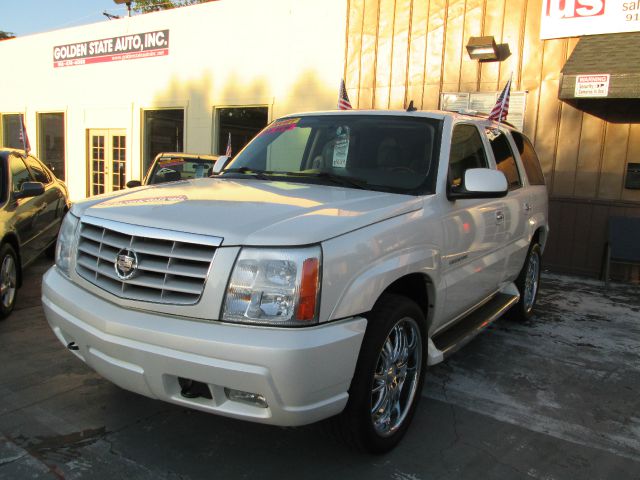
332, 127, 350, 168
263, 118, 300, 135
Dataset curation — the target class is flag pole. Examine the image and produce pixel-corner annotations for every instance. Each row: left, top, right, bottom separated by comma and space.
496, 72, 513, 130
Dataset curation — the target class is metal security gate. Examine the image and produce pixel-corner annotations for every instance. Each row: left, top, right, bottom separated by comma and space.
88, 129, 127, 196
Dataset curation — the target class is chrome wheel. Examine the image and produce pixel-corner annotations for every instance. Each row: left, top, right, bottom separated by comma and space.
0, 254, 16, 310
523, 250, 540, 313
371, 317, 422, 437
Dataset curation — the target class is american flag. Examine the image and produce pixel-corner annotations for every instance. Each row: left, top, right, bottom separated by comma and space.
18, 115, 31, 153
225, 132, 232, 157
338, 79, 352, 110
488, 77, 512, 123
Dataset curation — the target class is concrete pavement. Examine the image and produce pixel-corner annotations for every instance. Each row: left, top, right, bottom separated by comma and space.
0, 258, 638, 479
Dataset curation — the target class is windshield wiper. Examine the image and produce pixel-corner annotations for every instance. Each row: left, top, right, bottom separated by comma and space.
221, 167, 272, 180
292, 171, 369, 190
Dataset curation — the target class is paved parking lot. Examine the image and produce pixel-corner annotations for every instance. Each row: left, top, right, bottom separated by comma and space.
0, 258, 639, 479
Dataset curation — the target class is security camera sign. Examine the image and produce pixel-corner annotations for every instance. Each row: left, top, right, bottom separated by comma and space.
574, 74, 610, 97
53, 29, 169, 68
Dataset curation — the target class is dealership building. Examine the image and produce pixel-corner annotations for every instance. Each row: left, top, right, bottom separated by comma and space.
0, 0, 638, 280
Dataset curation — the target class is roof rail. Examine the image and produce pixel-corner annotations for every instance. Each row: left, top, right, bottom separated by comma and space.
455, 110, 518, 129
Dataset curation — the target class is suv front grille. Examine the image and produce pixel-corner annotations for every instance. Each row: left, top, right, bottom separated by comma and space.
75, 216, 221, 305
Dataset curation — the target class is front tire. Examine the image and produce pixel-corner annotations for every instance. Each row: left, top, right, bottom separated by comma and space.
512, 243, 542, 321
335, 294, 426, 454
0, 243, 18, 319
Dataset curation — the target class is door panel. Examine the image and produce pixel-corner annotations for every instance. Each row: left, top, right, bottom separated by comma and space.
88, 129, 127, 196
441, 123, 508, 323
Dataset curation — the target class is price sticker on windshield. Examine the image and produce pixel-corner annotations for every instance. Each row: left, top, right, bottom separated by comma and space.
332, 126, 350, 168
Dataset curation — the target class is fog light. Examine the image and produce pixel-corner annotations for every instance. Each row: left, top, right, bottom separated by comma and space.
225, 388, 268, 408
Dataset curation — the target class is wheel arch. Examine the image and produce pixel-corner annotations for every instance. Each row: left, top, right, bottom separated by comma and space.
532, 226, 548, 253
376, 273, 435, 331
1, 233, 22, 288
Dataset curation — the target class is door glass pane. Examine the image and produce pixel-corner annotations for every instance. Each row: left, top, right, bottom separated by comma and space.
143, 109, 184, 175
217, 107, 268, 157
37, 112, 65, 180
10, 155, 32, 194
448, 124, 488, 189
112, 135, 126, 191
25, 156, 51, 184
90, 135, 106, 196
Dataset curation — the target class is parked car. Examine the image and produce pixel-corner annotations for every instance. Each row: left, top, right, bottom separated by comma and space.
0, 149, 69, 318
126, 152, 220, 188
42, 110, 548, 453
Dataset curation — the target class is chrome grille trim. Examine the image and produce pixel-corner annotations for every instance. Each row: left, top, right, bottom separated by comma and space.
75, 217, 221, 305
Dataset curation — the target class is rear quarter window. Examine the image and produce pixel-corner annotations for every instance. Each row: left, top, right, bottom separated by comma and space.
511, 131, 545, 185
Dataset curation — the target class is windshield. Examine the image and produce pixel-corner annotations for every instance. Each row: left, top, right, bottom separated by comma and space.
147, 156, 218, 185
224, 115, 442, 194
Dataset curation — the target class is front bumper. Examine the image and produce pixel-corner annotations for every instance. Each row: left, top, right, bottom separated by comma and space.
42, 267, 367, 426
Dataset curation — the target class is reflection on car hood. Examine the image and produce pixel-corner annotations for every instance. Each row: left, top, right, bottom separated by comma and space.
73, 178, 424, 246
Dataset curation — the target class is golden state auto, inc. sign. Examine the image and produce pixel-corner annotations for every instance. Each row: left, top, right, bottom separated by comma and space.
53, 30, 169, 68
541, 0, 640, 39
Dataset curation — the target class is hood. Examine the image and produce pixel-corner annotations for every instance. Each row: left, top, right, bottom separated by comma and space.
73, 178, 424, 246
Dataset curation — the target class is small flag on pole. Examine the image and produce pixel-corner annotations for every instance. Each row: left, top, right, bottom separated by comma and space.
225, 132, 232, 157
18, 115, 31, 154
338, 79, 352, 110
488, 76, 512, 123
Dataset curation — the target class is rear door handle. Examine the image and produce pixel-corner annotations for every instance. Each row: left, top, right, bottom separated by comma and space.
495, 211, 505, 223
524, 202, 532, 212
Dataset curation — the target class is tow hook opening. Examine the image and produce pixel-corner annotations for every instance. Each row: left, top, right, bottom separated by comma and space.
67, 341, 79, 351
178, 377, 213, 399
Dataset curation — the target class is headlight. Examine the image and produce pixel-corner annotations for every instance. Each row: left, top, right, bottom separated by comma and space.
55, 212, 79, 277
222, 246, 321, 326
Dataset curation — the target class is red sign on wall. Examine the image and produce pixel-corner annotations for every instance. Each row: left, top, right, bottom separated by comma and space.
541, 0, 640, 39
53, 30, 170, 68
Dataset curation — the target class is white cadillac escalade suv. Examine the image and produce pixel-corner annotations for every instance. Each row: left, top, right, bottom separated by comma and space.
43, 110, 548, 453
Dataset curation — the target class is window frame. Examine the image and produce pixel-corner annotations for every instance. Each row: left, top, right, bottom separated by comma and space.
509, 130, 546, 186
213, 104, 271, 156
141, 107, 186, 177
25, 155, 53, 185
9, 153, 34, 196
484, 127, 523, 192
36, 111, 66, 181
1, 113, 26, 150
447, 122, 490, 191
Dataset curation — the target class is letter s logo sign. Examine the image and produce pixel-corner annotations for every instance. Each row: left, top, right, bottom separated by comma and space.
546, 0, 605, 19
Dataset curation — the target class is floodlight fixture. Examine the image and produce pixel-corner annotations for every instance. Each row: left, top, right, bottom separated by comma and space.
466, 36, 511, 62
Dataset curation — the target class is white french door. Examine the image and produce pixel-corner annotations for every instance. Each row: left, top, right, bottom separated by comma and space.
88, 129, 127, 196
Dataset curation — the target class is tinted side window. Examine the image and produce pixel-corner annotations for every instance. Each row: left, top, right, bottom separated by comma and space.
25, 156, 51, 184
485, 128, 521, 190
449, 124, 488, 188
10, 155, 33, 194
511, 131, 545, 185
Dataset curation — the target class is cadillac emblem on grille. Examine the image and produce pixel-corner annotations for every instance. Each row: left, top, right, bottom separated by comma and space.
115, 249, 139, 280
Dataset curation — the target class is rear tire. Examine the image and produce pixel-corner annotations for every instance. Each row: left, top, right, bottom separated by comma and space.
334, 294, 426, 454
512, 243, 542, 321
0, 243, 18, 320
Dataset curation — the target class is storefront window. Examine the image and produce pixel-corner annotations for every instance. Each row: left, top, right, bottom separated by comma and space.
216, 107, 268, 157
37, 113, 65, 180
143, 109, 184, 175
2, 114, 24, 150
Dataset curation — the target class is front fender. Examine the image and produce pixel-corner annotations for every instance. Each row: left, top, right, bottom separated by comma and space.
319, 209, 443, 323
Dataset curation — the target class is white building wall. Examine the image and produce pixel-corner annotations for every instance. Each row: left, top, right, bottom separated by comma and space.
0, 0, 347, 200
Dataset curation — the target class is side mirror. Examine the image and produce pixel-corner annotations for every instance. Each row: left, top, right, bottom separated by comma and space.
447, 168, 508, 200
212, 155, 231, 174
126, 180, 142, 188
14, 182, 45, 200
